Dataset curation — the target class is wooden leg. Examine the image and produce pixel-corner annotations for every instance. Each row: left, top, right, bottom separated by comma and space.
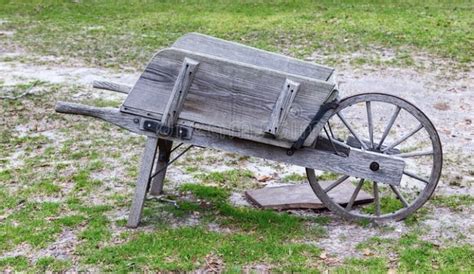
149, 139, 173, 196
127, 137, 159, 228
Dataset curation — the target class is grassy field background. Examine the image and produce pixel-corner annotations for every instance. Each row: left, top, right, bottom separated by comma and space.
0, 0, 473, 272
0, 0, 472, 69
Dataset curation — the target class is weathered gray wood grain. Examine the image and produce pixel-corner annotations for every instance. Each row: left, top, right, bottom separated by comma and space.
265, 79, 300, 137
172, 33, 334, 81
149, 139, 173, 195
55, 101, 405, 185
245, 182, 373, 210
127, 137, 158, 228
197, 132, 405, 186
93, 80, 131, 94
160, 58, 199, 131
121, 48, 336, 148
56, 101, 140, 133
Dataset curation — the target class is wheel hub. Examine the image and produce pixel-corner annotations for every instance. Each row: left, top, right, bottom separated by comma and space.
369, 161, 380, 171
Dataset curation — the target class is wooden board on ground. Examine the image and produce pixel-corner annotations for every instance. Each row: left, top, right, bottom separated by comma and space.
245, 182, 373, 210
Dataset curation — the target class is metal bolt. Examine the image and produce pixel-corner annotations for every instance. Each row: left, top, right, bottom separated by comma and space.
370, 161, 380, 171
133, 118, 139, 124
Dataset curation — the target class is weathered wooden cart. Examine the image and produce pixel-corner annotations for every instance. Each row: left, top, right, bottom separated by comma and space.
56, 33, 442, 227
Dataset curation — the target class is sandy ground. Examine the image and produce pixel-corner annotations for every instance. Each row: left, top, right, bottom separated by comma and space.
1, 39, 473, 263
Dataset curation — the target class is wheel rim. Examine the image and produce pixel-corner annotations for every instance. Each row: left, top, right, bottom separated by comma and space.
306, 93, 442, 221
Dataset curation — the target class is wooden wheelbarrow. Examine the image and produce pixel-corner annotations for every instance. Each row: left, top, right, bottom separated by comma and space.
56, 33, 442, 227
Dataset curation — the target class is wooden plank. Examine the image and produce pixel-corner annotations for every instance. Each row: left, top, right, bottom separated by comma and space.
196, 131, 405, 186
265, 79, 300, 137
160, 58, 199, 134
121, 48, 336, 147
55, 101, 405, 185
172, 33, 334, 81
127, 137, 158, 228
245, 182, 373, 210
149, 139, 173, 195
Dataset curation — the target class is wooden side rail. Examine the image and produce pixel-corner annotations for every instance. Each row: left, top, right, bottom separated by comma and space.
55, 101, 405, 186
173, 33, 335, 81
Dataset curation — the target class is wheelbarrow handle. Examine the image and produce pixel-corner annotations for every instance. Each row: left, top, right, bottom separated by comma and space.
55, 101, 144, 136
92, 80, 131, 94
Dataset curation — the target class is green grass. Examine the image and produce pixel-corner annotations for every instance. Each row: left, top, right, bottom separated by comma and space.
0, 202, 64, 251
0, 256, 29, 271
83, 226, 321, 272
194, 169, 256, 189
178, 184, 323, 238
21, 179, 61, 195
282, 172, 306, 182
404, 206, 430, 226
180, 183, 229, 204
431, 194, 474, 211
317, 171, 339, 181
72, 169, 102, 192
362, 196, 404, 215
336, 257, 388, 273
399, 241, 473, 272
354, 234, 474, 273
0, 0, 472, 69
35, 257, 71, 272
85, 98, 123, 108
0, 3, 472, 270
79, 183, 324, 271
0, 187, 18, 214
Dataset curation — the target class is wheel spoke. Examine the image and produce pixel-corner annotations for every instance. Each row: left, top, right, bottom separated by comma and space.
306, 94, 442, 222
377, 106, 401, 149
389, 185, 409, 208
403, 171, 429, 184
366, 101, 374, 149
382, 124, 423, 152
337, 112, 369, 150
327, 121, 335, 139
373, 181, 381, 216
346, 179, 364, 211
324, 175, 350, 193
323, 127, 337, 152
329, 138, 351, 149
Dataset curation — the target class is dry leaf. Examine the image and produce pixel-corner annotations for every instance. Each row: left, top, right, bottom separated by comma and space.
257, 175, 273, 182
363, 248, 373, 256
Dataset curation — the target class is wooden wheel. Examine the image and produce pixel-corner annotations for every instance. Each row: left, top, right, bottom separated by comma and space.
306, 93, 442, 222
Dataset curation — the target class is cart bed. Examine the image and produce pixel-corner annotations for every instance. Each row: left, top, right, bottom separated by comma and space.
121, 39, 337, 148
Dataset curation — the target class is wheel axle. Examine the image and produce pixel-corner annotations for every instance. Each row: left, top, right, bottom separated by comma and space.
370, 161, 380, 171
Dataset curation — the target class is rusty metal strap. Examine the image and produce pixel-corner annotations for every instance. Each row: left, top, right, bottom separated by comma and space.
287, 100, 339, 155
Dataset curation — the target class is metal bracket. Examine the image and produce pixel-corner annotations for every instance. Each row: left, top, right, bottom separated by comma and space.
150, 144, 194, 179
160, 57, 199, 136
287, 99, 339, 155
265, 79, 300, 138
142, 119, 193, 140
